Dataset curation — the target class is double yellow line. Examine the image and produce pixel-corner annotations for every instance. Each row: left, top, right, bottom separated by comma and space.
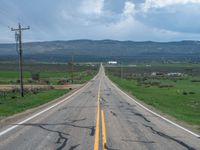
101, 109, 107, 149
94, 80, 107, 150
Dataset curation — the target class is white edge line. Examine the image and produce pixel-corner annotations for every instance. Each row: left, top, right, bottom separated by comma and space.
0, 75, 97, 137
108, 77, 200, 138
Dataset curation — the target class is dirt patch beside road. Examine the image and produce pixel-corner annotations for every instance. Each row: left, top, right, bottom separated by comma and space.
0, 84, 82, 91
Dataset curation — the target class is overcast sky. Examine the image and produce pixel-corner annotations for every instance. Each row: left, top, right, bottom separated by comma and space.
1, 0, 200, 43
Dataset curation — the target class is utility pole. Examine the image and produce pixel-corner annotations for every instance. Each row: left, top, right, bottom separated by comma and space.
11, 23, 30, 97
71, 53, 74, 84
120, 62, 123, 79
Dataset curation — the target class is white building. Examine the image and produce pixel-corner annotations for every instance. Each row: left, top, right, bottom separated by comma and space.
167, 72, 184, 76
108, 61, 118, 65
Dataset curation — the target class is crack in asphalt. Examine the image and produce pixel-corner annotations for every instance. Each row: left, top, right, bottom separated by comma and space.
122, 139, 155, 144
90, 126, 95, 136
100, 97, 106, 102
124, 107, 151, 123
69, 118, 86, 123
18, 118, 94, 149
21, 122, 95, 137
56, 131, 68, 150
58, 106, 96, 111
105, 145, 119, 150
119, 101, 130, 106
110, 111, 117, 117
69, 144, 80, 150
143, 124, 197, 150
23, 124, 69, 150
82, 91, 92, 94
132, 112, 151, 123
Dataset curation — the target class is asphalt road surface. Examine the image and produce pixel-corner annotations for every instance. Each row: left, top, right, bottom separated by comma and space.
0, 65, 199, 150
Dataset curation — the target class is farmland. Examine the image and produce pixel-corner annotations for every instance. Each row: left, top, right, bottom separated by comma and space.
0, 63, 98, 117
0, 63, 98, 85
106, 63, 200, 127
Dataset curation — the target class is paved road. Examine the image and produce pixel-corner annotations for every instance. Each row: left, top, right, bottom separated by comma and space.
0, 65, 199, 150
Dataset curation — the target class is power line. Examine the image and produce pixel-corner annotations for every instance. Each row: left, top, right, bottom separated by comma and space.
10, 23, 30, 97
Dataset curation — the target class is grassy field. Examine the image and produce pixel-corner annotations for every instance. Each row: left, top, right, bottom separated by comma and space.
0, 63, 98, 85
0, 63, 98, 117
0, 71, 96, 84
0, 89, 69, 117
106, 64, 200, 127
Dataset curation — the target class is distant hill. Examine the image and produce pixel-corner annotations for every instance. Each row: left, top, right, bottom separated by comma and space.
0, 40, 200, 62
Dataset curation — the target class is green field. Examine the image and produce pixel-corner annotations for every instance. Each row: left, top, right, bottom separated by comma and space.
0, 63, 98, 117
0, 71, 96, 84
106, 64, 200, 127
0, 89, 69, 117
0, 63, 98, 84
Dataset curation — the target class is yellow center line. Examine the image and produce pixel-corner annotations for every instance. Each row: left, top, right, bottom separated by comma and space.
94, 78, 107, 150
101, 110, 107, 150
94, 80, 101, 150
94, 101, 100, 150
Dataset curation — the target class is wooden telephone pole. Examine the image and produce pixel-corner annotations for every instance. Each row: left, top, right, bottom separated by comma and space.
120, 62, 123, 79
71, 53, 74, 84
11, 23, 30, 97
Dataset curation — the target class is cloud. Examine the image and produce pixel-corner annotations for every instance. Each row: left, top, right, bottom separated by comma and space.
142, 0, 200, 10
136, 1, 200, 33
123, 1, 135, 16
80, 0, 104, 15
0, 0, 200, 43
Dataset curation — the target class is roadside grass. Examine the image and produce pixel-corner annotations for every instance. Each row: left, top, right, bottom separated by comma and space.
0, 89, 69, 117
109, 75, 200, 126
0, 63, 98, 117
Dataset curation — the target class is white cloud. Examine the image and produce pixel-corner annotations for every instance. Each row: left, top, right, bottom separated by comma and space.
142, 0, 200, 10
123, 1, 135, 16
1, 0, 200, 43
135, 0, 200, 33
80, 0, 104, 15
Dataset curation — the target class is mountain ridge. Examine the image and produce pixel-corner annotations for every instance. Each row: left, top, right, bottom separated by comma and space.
0, 39, 200, 62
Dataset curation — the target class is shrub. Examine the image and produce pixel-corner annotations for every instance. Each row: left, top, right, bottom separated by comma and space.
159, 84, 174, 88
182, 91, 188, 95
11, 87, 19, 93
189, 91, 195, 95
31, 72, 40, 81
11, 96, 17, 99
57, 79, 68, 85
16, 80, 20, 84
191, 80, 200, 82
28, 79, 33, 83
44, 80, 50, 85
